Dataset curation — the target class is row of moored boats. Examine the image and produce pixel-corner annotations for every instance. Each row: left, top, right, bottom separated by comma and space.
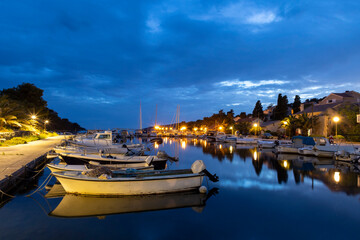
47, 131, 219, 196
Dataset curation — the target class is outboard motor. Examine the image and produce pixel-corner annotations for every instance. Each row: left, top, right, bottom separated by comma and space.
191, 160, 219, 182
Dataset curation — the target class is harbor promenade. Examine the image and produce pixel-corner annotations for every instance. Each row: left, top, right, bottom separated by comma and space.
0, 136, 63, 193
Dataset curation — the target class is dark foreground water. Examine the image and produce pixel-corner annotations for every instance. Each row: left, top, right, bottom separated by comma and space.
1, 138, 360, 240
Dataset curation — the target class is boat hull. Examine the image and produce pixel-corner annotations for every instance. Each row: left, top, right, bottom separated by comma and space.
59, 154, 167, 170
47, 163, 154, 173
53, 172, 204, 196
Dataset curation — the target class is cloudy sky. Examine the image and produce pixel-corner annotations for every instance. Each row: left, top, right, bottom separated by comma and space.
1, 0, 360, 129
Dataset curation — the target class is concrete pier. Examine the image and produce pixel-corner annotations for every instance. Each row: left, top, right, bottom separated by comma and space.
0, 136, 63, 194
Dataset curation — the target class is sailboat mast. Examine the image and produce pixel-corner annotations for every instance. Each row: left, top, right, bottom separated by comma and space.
140, 101, 142, 130
155, 104, 158, 126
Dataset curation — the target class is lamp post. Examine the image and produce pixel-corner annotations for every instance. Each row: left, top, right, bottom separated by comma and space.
230, 126, 233, 135
44, 120, 49, 131
283, 121, 288, 138
333, 116, 340, 138
253, 123, 258, 136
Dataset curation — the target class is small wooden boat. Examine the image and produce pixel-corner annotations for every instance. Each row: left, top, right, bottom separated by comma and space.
52, 160, 218, 196
47, 162, 154, 173
58, 152, 167, 169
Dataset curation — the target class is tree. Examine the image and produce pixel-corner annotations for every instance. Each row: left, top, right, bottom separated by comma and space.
252, 100, 264, 119
335, 104, 360, 141
281, 115, 299, 137
239, 112, 247, 119
0, 96, 32, 131
226, 109, 234, 119
1, 83, 85, 132
1, 83, 47, 111
298, 113, 318, 136
274, 94, 289, 120
292, 95, 301, 114
234, 122, 251, 135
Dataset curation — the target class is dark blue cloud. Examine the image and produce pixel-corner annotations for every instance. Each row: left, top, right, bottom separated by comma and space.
1, 0, 360, 129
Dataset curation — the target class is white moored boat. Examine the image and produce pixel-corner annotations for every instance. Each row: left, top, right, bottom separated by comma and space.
52, 160, 218, 196
276, 136, 316, 154
47, 162, 154, 173
58, 152, 168, 169
236, 137, 258, 144
206, 131, 226, 142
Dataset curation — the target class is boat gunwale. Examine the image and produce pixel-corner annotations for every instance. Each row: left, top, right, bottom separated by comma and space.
52, 171, 204, 182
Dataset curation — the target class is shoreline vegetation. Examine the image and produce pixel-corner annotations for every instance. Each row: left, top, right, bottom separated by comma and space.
0, 83, 84, 147
0, 132, 58, 147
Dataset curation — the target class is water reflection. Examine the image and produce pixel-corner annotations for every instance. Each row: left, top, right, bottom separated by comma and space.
158, 137, 360, 196
47, 185, 218, 218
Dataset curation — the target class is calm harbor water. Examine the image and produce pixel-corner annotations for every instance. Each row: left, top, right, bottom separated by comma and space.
1, 138, 360, 239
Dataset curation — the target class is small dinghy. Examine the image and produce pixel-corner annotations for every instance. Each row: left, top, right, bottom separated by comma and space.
58, 152, 167, 169
52, 160, 219, 196
47, 162, 154, 173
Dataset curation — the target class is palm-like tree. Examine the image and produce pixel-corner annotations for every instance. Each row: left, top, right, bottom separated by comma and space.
0, 96, 32, 131
0, 96, 22, 130
298, 113, 318, 135
281, 115, 299, 137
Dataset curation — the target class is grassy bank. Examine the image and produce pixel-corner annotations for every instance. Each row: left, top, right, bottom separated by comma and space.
0, 132, 58, 147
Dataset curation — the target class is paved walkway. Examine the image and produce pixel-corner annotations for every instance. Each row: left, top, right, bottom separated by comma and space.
0, 136, 63, 181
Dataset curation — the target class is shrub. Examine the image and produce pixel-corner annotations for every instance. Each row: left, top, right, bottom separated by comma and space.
335, 135, 345, 139
5, 137, 28, 145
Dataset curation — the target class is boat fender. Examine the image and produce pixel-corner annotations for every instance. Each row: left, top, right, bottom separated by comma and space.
199, 186, 207, 193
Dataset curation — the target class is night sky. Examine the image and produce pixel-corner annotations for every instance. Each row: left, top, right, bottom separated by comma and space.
1, 0, 360, 129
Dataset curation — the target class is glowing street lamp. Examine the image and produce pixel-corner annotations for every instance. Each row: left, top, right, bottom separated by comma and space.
31, 115, 37, 120
283, 121, 288, 137
230, 126, 233, 135
333, 116, 340, 138
218, 126, 223, 131
253, 123, 258, 136
44, 120, 49, 131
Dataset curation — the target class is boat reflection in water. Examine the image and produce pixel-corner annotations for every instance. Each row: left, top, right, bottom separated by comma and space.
48, 186, 218, 218
163, 138, 360, 196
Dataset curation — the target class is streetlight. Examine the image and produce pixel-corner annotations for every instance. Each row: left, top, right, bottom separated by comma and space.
283, 121, 288, 138
253, 123, 258, 136
44, 120, 49, 131
31, 115, 37, 120
333, 116, 340, 138
218, 126, 223, 131
230, 126, 233, 135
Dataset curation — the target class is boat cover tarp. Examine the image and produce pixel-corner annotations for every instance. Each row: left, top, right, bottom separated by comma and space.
292, 136, 315, 146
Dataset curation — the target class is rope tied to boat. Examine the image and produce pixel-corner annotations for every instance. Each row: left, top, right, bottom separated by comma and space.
26, 174, 54, 197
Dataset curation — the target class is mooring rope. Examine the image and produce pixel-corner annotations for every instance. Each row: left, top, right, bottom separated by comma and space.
26, 174, 53, 197
0, 189, 15, 198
